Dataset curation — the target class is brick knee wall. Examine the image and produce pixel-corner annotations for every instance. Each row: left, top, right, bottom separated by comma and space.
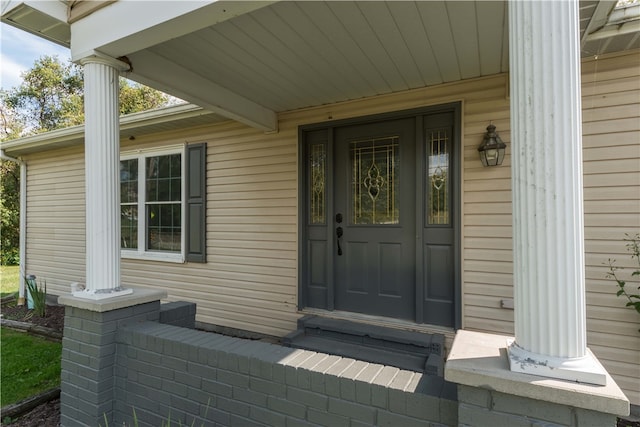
59, 301, 620, 427
159, 301, 196, 328
60, 301, 160, 427
458, 385, 618, 427
113, 321, 458, 427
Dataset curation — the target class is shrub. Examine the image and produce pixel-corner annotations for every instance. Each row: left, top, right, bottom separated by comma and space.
606, 233, 640, 330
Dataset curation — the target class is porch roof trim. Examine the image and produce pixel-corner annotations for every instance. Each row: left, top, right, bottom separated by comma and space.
1, 103, 225, 157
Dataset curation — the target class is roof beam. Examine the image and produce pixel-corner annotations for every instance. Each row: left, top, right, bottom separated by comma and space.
127, 49, 277, 132
70, 1, 274, 61
581, 0, 617, 48
584, 3, 640, 43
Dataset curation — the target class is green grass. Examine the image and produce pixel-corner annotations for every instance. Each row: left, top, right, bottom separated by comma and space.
0, 327, 62, 406
1, 265, 20, 297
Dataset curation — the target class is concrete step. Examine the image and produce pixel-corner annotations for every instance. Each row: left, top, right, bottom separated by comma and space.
283, 315, 445, 376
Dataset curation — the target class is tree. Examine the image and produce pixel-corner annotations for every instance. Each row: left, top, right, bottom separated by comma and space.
4, 55, 84, 133
120, 80, 168, 115
0, 94, 25, 141
1, 55, 171, 266
1, 160, 20, 265
4, 55, 170, 138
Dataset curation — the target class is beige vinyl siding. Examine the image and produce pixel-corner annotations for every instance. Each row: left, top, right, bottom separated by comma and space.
20, 50, 639, 403
581, 51, 640, 405
24, 146, 86, 295
119, 122, 300, 337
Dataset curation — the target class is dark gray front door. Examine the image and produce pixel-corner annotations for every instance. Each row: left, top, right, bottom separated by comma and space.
333, 119, 416, 320
300, 104, 460, 328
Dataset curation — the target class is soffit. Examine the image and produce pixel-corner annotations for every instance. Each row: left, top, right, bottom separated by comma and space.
2, 1, 639, 131
122, 1, 639, 116
1, 1, 70, 47
126, 1, 510, 114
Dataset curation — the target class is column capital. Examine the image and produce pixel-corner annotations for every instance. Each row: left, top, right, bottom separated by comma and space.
77, 50, 131, 72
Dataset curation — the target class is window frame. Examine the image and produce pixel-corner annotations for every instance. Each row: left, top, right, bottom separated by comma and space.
120, 144, 186, 263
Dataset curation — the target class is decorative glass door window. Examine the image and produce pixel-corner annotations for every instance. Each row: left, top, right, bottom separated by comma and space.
350, 136, 399, 225
427, 130, 450, 225
309, 143, 326, 224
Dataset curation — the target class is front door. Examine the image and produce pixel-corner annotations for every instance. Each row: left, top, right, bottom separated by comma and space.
333, 119, 416, 320
300, 105, 460, 328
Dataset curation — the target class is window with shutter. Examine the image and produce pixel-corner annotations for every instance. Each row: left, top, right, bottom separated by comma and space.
118, 142, 206, 263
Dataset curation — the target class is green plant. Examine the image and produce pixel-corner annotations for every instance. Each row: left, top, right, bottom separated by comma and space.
99, 398, 211, 427
606, 233, 640, 319
25, 276, 47, 317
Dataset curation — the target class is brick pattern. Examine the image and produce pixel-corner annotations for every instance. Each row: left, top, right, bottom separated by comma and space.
457, 385, 618, 427
60, 302, 160, 427
113, 321, 456, 427
60, 301, 618, 427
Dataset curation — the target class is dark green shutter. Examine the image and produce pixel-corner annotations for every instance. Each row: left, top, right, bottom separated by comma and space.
185, 142, 206, 262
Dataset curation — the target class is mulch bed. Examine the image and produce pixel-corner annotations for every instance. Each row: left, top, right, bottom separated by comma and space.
1, 304, 65, 332
1, 304, 63, 426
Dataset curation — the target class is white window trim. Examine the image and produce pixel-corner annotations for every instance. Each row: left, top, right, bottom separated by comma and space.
120, 144, 186, 263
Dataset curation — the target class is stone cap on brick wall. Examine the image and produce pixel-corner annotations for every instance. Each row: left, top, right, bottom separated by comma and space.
444, 330, 630, 417
58, 287, 167, 312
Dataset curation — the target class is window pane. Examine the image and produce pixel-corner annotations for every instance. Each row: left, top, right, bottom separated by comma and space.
170, 177, 181, 201
120, 159, 138, 203
147, 154, 181, 202
147, 203, 181, 252
309, 143, 326, 224
121, 206, 138, 249
427, 130, 450, 225
170, 154, 181, 177
351, 136, 399, 225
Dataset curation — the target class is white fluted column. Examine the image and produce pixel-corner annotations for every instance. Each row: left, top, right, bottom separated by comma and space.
76, 55, 132, 299
508, 0, 606, 385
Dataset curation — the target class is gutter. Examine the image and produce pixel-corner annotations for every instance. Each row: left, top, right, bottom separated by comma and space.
1, 103, 218, 157
0, 150, 27, 305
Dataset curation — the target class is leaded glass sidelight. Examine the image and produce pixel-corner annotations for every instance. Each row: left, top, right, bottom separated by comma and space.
427, 130, 450, 225
309, 143, 326, 224
351, 136, 399, 225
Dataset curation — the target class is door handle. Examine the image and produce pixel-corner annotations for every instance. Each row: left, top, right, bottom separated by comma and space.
336, 226, 343, 256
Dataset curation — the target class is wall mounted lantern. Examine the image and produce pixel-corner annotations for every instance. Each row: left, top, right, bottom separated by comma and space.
478, 124, 506, 167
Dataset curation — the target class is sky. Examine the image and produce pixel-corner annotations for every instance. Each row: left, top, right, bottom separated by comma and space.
1, 22, 71, 91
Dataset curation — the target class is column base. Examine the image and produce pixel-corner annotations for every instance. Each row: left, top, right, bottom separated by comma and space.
445, 330, 629, 418
72, 287, 133, 300
507, 339, 607, 386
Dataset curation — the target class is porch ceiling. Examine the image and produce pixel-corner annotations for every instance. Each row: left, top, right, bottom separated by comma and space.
127, 1, 510, 116
3, 1, 639, 131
